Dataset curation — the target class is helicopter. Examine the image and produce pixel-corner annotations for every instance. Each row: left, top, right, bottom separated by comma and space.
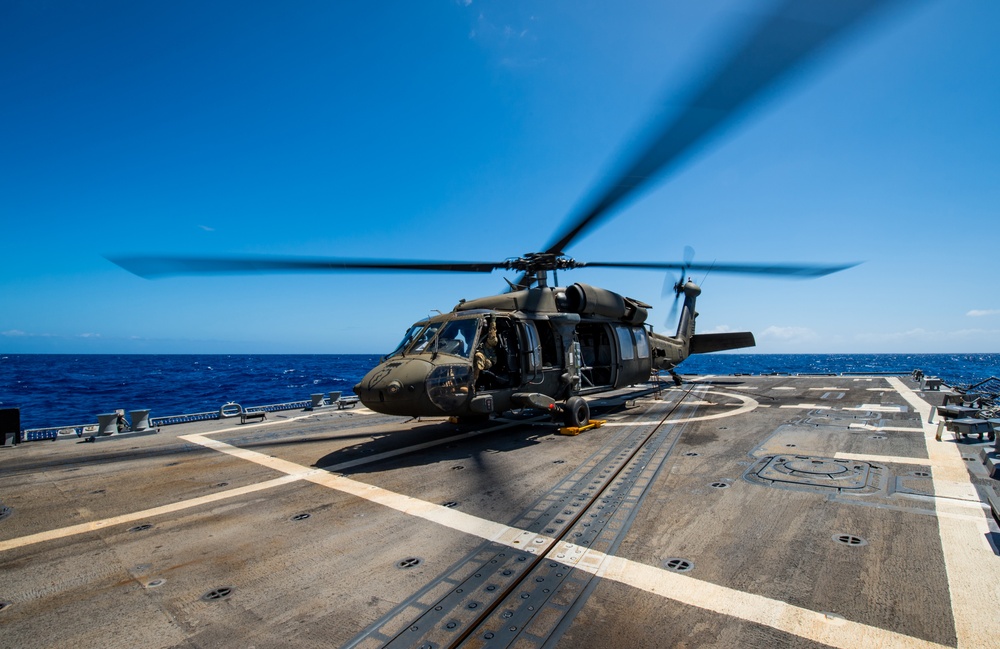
107, 0, 881, 426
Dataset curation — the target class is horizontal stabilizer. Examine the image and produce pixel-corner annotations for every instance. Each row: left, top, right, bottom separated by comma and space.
689, 332, 756, 354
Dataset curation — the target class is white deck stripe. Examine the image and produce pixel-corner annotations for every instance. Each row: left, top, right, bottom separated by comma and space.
552, 541, 950, 649
834, 452, 932, 466
588, 389, 759, 428
779, 404, 831, 410
888, 377, 1000, 647
834, 449, 988, 504
0, 416, 518, 552
174, 433, 951, 648
844, 405, 906, 412
847, 423, 924, 432
0, 474, 308, 552
0, 386, 974, 647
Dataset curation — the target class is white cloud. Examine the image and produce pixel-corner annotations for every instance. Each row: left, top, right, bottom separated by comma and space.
1, 329, 103, 339
2, 329, 56, 338
853, 327, 934, 343
759, 326, 819, 343
967, 309, 1000, 317
198, 225, 215, 232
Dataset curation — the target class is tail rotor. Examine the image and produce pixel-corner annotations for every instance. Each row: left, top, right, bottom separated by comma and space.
664, 246, 696, 327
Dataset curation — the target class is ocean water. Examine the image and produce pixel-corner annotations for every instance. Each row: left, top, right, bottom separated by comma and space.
1, 353, 998, 431
0, 354, 380, 430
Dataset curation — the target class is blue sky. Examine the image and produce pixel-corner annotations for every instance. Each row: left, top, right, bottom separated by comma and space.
2, 0, 998, 355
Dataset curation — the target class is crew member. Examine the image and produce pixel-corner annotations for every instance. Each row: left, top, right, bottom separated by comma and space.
474, 317, 499, 387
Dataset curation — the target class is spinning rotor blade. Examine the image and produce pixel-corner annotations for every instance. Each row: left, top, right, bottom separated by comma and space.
584, 261, 858, 278
664, 246, 695, 325
106, 255, 504, 279
667, 296, 682, 328
544, 0, 900, 255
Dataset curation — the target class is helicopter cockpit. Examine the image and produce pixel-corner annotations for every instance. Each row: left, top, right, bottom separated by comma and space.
387, 317, 480, 359
356, 311, 532, 416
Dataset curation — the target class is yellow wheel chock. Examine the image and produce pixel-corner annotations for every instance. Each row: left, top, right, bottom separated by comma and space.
559, 419, 606, 436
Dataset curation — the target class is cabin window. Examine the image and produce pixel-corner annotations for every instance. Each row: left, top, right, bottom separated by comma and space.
521, 322, 542, 374
535, 320, 559, 366
635, 327, 650, 359
615, 325, 635, 361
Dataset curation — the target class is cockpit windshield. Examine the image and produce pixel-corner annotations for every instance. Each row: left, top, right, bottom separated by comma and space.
410, 322, 443, 353
387, 318, 480, 359
386, 323, 427, 358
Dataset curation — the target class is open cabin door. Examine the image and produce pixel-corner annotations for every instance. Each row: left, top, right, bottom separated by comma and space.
575, 322, 616, 391
473, 316, 522, 392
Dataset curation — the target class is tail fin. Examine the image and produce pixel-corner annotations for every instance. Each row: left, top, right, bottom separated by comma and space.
689, 332, 756, 354
673, 280, 701, 341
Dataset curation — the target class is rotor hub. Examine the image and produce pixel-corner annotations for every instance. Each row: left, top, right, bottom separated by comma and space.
501, 253, 579, 273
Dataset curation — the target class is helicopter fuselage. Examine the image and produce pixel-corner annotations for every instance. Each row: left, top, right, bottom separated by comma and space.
353, 281, 749, 422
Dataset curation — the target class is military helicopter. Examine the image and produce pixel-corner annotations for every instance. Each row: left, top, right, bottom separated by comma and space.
108, 0, 881, 426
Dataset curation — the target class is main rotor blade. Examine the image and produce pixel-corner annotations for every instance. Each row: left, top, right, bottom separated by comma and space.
105, 255, 504, 279
583, 261, 859, 278
544, 0, 900, 255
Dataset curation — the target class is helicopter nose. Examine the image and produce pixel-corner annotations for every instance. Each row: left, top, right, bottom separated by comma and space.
355, 358, 433, 415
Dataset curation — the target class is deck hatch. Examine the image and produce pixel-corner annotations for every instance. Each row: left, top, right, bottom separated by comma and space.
745, 455, 885, 494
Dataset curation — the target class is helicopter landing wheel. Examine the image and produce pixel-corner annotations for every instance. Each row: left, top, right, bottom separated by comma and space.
564, 396, 590, 428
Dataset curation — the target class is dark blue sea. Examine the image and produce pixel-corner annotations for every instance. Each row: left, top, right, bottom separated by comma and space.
1, 353, 999, 430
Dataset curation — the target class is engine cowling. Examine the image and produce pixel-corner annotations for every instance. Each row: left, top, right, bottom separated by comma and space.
564, 283, 647, 325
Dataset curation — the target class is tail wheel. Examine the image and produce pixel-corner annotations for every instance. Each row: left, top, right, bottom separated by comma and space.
564, 396, 590, 428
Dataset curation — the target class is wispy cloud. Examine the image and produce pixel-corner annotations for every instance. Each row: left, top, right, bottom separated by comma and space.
967, 309, 1000, 317
852, 326, 1000, 345
466, 7, 540, 65
2, 329, 101, 339
759, 326, 819, 343
198, 225, 215, 232
853, 328, 934, 343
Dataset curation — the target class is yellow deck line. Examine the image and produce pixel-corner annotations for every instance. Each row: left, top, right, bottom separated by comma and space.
888, 376, 1000, 647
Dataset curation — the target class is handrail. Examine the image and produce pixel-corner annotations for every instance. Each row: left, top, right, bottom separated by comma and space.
21, 398, 321, 441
